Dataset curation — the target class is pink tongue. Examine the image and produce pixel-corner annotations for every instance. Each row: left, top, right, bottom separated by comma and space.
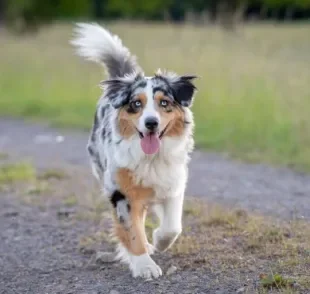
140, 133, 160, 155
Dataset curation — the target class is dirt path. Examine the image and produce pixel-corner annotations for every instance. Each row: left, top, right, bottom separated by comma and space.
0, 118, 309, 219
1, 191, 220, 294
1, 118, 310, 294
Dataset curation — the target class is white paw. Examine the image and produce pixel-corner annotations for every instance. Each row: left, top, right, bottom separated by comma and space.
130, 254, 162, 279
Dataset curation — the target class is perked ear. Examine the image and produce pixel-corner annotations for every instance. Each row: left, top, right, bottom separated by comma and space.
170, 75, 198, 107
156, 70, 198, 107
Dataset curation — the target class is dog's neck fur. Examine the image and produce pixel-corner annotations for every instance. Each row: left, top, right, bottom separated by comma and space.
109, 106, 194, 199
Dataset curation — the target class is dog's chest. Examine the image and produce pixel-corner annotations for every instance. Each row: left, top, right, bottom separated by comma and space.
133, 159, 187, 199
113, 139, 188, 199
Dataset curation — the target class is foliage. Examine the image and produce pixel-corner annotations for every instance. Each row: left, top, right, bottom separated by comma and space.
259, 273, 296, 289
262, 0, 310, 8
4, 0, 56, 33
105, 0, 170, 19
3, 0, 310, 33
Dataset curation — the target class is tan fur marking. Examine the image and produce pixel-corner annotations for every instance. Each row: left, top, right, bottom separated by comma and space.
154, 92, 186, 138
113, 205, 148, 255
113, 168, 154, 255
117, 93, 147, 138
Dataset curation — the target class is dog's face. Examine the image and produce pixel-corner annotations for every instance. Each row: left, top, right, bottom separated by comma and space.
102, 71, 197, 155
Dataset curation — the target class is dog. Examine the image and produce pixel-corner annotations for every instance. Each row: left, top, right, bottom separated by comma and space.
71, 23, 197, 279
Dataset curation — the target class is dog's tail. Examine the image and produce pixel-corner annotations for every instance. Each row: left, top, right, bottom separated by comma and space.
71, 23, 140, 78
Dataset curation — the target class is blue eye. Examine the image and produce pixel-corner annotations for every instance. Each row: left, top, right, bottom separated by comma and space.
133, 100, 142, 108
160, 100, 169, 107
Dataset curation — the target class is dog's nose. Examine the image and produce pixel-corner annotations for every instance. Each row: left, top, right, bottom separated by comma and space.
145, 117, 159, 131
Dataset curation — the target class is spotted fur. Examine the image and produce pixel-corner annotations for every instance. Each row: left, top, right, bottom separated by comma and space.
72, 23, 197, 279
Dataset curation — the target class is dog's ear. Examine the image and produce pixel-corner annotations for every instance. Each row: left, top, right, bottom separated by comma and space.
170, 75, 197, 107
100, 79, 131, 108
155, 70, 198, 107
100, 73, 143, 108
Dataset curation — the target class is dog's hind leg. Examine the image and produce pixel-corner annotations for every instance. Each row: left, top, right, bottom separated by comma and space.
110, 169, 162, 279
152, 193, 184, 252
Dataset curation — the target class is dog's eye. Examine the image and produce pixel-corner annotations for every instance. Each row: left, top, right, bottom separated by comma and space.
160, 100, 169, 107
131, 100, 142, 108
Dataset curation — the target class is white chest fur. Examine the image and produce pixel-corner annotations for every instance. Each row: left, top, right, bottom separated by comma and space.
112, 136, 190, 199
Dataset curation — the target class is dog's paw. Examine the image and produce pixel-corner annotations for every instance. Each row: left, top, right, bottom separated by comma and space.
130, 254, 162, 279
153, 227, 182, 252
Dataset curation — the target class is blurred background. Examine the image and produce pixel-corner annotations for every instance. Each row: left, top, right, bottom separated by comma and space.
1, 0, 310, 170
1, 3, 310, 291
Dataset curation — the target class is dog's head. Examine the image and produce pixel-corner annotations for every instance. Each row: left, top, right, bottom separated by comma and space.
101, 70, 197, 155
72, 23, 198, 155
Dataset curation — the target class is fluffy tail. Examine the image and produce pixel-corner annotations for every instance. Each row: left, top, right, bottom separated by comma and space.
71, 23, 140, 78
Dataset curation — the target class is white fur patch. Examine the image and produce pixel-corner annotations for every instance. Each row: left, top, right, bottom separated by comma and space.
130, 253, 162, 279
115, 244, 162, 279
71, 23, 129, 67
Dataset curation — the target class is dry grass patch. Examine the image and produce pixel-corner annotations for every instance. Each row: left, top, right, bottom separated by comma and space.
79, 231, 110, 255
63, 193, 78, 207
171, 200, 310, 292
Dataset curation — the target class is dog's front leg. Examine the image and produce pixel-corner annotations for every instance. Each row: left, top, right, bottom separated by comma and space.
112, 169, 162, 279
152, 193, 184, 252
112, 190, 162, 279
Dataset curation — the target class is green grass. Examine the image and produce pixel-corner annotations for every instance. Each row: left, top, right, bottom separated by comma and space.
1, 22, 310, 169
38, 169, 68, 180
0, 162, 36, 185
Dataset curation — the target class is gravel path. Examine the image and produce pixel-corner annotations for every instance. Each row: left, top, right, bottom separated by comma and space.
0, 192, 220, 294
1, 118, 310, 294
0, 118, 309, 220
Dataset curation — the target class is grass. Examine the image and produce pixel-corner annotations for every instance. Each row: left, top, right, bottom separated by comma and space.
63, 193, 78, 207
38, 169, 68, 180
0, 23, 310, 170
170, 201, 310, 292
0, 162, 36, 185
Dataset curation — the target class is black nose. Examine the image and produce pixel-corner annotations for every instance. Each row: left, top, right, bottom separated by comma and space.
145, 117, 159, 131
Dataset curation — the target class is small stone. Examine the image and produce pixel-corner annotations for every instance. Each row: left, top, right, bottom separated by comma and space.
170, 274, 182, 282
57, 208, 75, 219
248, 266, 256, 272
3, 211, 18, 217
79, 247, 96, 255
236, 287, 245, 293
57, 210, 70, 219
96, 251, 117, 264
166, 265, 177, 276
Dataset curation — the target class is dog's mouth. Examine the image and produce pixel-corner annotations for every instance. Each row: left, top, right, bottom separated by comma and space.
136, 124, 169, 155
137, 124, 169, 140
